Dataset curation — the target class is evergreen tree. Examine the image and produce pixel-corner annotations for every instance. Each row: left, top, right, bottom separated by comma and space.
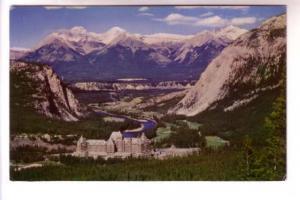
240, 72, 286, 180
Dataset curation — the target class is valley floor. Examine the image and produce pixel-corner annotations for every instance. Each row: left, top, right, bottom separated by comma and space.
10, 79, 286, 181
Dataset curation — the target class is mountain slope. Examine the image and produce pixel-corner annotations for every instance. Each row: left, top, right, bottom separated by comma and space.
170, 14, 286, 116
173, 26, 246, 65
22, 26, 105, 64
36, 26, 105, 54
10, 61, 87, 121
23, 40, 85, 64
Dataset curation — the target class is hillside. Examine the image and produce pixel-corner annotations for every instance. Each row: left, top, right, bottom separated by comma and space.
10, 61, 87, 121
170, 14, 286, 116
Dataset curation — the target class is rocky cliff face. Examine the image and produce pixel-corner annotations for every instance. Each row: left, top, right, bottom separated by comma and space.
170, 14, 286, 116
10, 61, 87, 121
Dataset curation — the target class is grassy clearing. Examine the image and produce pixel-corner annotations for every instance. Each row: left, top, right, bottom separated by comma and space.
205, 136, 230, 150
153, 122, 181, 143
154, 125, 173, 143
103, 116, 125, 123
177, 120, 202, 130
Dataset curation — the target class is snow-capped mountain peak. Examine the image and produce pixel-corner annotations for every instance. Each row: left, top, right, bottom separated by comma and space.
30, 26, 106, 57
20, 23, 251, 81
105, 26, 126, 34
215, 25, 248, 40
69, 26, 88, 34
100, 26, 129, 44
173, 30, 228, 64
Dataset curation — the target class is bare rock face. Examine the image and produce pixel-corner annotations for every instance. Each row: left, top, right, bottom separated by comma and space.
170, 14, 286, 116
11, 61, 87, 121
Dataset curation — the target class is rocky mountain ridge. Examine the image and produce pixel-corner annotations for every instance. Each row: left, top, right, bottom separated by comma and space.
11, 61, 87, 121
170, 14, 286, 116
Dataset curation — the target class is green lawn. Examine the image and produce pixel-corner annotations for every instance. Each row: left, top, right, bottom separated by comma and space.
177, 120, 202, 130
205, 136, 230, 150
154, 124, 174, 143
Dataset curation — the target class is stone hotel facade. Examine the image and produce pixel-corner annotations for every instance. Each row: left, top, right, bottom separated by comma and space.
75, 131, 152, 158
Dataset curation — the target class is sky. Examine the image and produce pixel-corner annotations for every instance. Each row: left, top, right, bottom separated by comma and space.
10, 5, 286, 49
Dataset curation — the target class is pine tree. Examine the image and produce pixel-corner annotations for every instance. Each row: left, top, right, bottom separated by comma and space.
261, 75, 286, 180
240, 71, 286, 180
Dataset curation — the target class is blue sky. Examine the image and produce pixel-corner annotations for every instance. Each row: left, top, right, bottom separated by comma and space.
10, 5, 286, 48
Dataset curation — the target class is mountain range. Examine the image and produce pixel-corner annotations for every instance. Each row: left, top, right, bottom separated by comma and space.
10, 14, 286, 118
14, 25, 247, 81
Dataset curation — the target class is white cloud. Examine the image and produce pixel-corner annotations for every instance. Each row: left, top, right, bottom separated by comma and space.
221, 6, 250, 10
65, 6, 87, 9
155, 13, 256, 27
154, 13, 198, 25
175, 6, 202, 10
138, 12, 154, 17
198, 6, 250, 10
44, 6, 62, 10
44, 6, 87, 10
200, 12, 214, 17
231, 17, 257, 25
175, 6, 249, 10
196, 16, 227, 27
138, 6, 149, 12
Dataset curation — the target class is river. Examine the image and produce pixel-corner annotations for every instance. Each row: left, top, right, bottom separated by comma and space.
95, 110, 157, 138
